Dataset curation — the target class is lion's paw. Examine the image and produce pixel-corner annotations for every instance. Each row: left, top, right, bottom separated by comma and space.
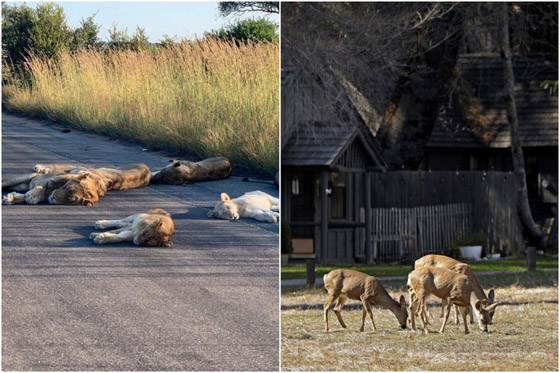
89, 232, 100, 240
3, 192, 23, 205
93, 234, 108, 244
33, 164, 53, 173
94, 221, 105, 229
24, 192, 44, 205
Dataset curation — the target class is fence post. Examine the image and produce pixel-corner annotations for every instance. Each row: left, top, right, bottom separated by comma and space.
364, 172, 373, 264
306, 258, 315, 285
527, 246, 536, 271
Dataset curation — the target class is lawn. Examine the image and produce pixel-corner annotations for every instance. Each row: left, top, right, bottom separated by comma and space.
281, 256, 558, 280
281, 270, 558, 371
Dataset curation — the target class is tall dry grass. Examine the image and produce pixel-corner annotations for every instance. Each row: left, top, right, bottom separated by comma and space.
3, 40, 279, 174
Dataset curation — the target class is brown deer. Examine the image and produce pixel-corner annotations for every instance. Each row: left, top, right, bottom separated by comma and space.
323, 269, 408, 332
407, 266, 499, 334
414, 254, 497, 324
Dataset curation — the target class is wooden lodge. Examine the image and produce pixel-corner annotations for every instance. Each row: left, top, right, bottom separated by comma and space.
281, 121, 386, 264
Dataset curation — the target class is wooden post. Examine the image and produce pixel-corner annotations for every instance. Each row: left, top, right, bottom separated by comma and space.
306, 258, 315, 286
527, 246, 536, 271
364, 171, 373, 264
320, 170, 329, 265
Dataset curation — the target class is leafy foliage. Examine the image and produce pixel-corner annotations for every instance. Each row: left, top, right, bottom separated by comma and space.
207, 18, 278, 43
281, 219, 294, 254
218, 2, 279, 17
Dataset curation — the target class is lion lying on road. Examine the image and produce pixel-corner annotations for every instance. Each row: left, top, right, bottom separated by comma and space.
2, 163, 151, 206
90, 208, 175, 247
151, 157, 231, 185
207, 191, 279, 223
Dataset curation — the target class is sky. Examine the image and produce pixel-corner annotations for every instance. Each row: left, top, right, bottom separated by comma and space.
6, 1, 279, 43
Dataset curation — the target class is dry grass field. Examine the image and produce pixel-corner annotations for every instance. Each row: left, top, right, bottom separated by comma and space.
3, 40, 279, 174
282, 271, 558, 371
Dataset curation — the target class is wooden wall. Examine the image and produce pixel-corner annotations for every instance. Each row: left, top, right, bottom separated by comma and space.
369, 171, 525, 257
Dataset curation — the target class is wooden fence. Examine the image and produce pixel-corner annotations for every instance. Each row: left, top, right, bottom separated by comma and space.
365, 171, 524, 261
362, 203, 472, 263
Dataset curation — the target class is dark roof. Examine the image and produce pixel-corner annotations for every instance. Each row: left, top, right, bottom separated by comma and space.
282, 122, 385, 169
428, 54, 558, 149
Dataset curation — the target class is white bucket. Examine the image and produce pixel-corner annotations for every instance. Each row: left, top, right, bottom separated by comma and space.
460, 245, 482, 260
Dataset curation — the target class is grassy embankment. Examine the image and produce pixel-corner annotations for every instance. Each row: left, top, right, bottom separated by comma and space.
282, 257, 559, 280
282, 270, 558, 371
2, 40, 279, 175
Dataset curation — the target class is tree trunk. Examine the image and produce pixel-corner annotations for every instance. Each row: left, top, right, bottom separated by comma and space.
497, 3, 546, 252
377, 15, 464, 170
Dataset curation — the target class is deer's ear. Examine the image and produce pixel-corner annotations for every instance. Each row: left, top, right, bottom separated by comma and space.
220, 193, 230, 202
399, 294, 406, 306
487, 289, 495, 303
475, 300, 482, 311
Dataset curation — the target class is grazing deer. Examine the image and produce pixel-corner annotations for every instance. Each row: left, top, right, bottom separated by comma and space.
414, 254, 497, 324
407, 266, 499, 334
323, 269, 408, 332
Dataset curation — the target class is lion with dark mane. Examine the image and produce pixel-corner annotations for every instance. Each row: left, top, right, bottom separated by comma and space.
2, 163, 151, 206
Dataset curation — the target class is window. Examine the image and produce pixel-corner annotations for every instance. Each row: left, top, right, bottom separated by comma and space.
330, 172, 346, 219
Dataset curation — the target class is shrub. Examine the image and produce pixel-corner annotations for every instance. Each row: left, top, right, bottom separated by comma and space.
207, 18, 278, 44
281, 219, 294, 255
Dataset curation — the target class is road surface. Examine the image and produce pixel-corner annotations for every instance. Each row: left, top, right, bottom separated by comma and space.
2, 113, 279, 371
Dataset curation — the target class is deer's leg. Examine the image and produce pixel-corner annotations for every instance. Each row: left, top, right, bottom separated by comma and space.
408, 299, 421, 330
460, 306, 469, 334
454, 304, 461, 324
323, 293, 338, 332
361, 296, 377, 332
333, 295, 347, 329
439, 298, 453, 334
419, 297, 431, 335
468, 305, 474, 324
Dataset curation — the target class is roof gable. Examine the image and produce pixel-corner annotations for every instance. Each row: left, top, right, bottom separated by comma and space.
282, 122, 385, 169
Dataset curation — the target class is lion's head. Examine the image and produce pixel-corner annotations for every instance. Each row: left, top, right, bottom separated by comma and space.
151, 161, 191, 185
48, 172, 99, 206
133, 219, 174, 247
207, 193, 239, 220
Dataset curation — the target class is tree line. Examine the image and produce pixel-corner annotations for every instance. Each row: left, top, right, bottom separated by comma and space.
2, 2, 278, 83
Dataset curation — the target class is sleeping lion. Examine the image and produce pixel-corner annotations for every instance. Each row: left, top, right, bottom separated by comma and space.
90, 208, 175, 247
2, 163, 151, 206
151, 157, 231, 185
207, 190, 279, 223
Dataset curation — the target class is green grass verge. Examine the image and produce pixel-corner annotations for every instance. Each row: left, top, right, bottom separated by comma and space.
281, 256, 558, 280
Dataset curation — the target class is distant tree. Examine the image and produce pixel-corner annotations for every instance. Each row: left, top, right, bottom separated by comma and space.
108, 24, 151, 51
207, 18, 278, 43
157, 34, 181, 48
108, 23, 131, 50
218, 2, 279, 17
130, 27, 151, 51
2, 3, 38, 66
72, 13, 101, 50
29, 3, 72, 60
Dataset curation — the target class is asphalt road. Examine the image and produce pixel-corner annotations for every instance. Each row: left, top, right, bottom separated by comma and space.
1, 113, 279, 371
